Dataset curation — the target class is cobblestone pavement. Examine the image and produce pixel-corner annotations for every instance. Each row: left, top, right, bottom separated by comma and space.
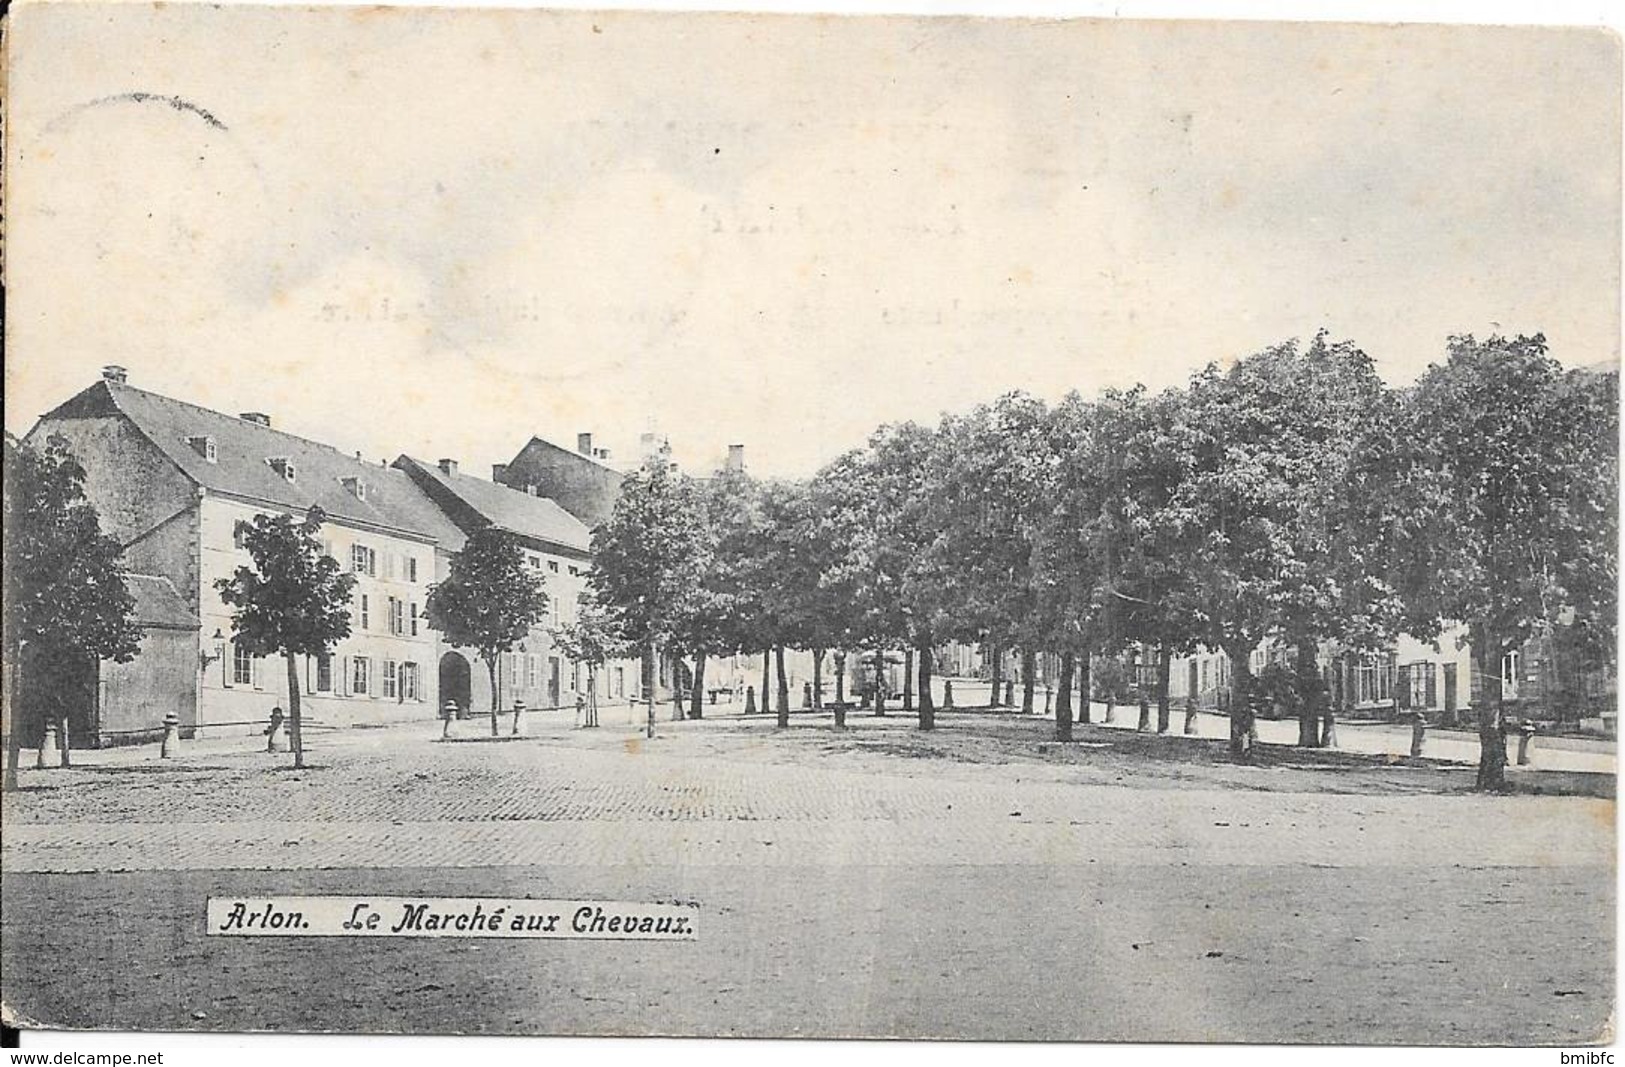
2, 713, 1612, 873
2, 711, 1613, 1043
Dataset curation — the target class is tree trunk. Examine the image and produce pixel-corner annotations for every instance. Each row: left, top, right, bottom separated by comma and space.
917, 643, 935, 731
1227, 647, 1257, 761
834, 651, 846, 704
813, 648, 825, 708
903, 649, 914, 711
286, 652, 305, 769
671, 651, 685, 721
1077, 656, 1092, 724
1155, 647, 1172, 734
57, 711, 72, 768
989, 644, 1003, 708
485, 656, 501, 736
645, 642, 657, 740
689, 653, 706, 719
1136, 647, 1152, 731
1021, 649, 1036, 714
1056, 651, 1075, 741
1476, 625, 1508, 791
761, 650, 771, 716
1294, 638, 1321, 747
873, 649, 887, 716
586, 670, 599, 727
775, 646, 790, 728
3, 705, 22, 791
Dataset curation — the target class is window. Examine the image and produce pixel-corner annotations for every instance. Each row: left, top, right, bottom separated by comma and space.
388, 597, 404, 635
351, 544, 376, 576
267, 457, 296, 483
1407, 662, 1437, 709
233, 643, 255, 687
525, 655, 538, 688
233, 520, 251, 550
351, 656, 371, 696
526, 553, 542, 569
383, 659, 398, 699
1200, 660, 1211, 692
342, 476, 367, 501
315, 654, 333, 693
359, 594, 370, 631
406, 556, 418, 583
401, 662, 419, 701
188, 435, 217, 462
410, 602, 419, 636
1501, 650, 1522, 700
548, 561, 560, 573
383, 551, 397, 580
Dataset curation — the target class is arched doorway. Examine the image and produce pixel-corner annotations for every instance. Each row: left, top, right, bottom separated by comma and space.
438, 652, 471, 718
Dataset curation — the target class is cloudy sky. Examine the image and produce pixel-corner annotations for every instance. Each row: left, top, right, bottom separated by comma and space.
5, 4, 1619, 478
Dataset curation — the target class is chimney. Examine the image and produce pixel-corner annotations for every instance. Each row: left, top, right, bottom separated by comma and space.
595, 447, 611, 461
726, 444, 745, 473
101, 365, 128, 384
239, 412, 271, 427
492, 463, 509, 482
577, 432, 594, 456
438, 458, 458, 476
526, 484, 538, 497
639, 431, 658, 459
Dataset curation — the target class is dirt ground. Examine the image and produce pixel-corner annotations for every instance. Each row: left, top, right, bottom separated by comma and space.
1, 708, 1615, 1044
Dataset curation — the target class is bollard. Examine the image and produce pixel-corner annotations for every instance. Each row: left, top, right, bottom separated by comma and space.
36, 722, 60, 769
1184, 698, 1199, 735
943, 680, 955, 709
160, 710, 182, 758
511, 699, 526, 736
1004, 680, 1014, 706
1104, 700, 1116, 725
1321, 711, 1338, 749
744, 685, 757, 715
1515, 723, 1537, 766
1044, 687, 1052, 715
575, 695, 585, 728
1408, 712, 1426, 758
802, 681, 813, 709
265, 707, 286, 753
441, 700, 459, 740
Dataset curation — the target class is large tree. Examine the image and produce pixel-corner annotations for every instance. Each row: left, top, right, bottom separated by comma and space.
425, 527, 549, 737
588, 452, 709, 738
1177, 336, 1403, 759
1401, 335, 1618, 790
925, 392, 1055, 715
3, 434, 143, 787
216, 507, 357, 768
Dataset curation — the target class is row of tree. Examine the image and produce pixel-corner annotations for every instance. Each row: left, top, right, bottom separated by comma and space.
583, 333, 1617, 790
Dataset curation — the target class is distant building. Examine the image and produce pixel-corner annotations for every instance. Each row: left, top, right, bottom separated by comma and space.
493, 432, 626, 530
393, 454, 639, 713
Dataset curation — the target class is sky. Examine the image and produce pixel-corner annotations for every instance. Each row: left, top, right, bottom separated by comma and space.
4, 2, 1620, 480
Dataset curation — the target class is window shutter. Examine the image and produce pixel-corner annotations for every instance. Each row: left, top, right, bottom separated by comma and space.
1425, 663, 1438, 708
1396, 665, 1412, 709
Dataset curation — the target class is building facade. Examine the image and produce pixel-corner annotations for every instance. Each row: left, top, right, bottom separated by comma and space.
27, 368, 444, 740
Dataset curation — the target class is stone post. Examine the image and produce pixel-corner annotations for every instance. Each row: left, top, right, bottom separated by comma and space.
162, 711, 182, 759
744, 685, 757, 715
36, 722, 59, 770
442, 700, 458, 740
511, 699, 526, 736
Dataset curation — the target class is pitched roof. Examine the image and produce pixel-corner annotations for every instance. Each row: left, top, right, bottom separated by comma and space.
40, 380, 445, 541
394, 455, 591, 554
125, 574, 200, 631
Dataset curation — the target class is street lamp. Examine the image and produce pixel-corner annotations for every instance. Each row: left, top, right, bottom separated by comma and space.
200, 629, 226, 671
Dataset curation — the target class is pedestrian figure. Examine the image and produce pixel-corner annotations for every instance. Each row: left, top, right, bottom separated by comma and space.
265, 706, 286, 753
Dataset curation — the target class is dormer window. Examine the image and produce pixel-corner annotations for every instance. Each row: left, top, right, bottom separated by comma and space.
187, 435, 218, 463
267, 457, 296, 483
342, 476, 368, 501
